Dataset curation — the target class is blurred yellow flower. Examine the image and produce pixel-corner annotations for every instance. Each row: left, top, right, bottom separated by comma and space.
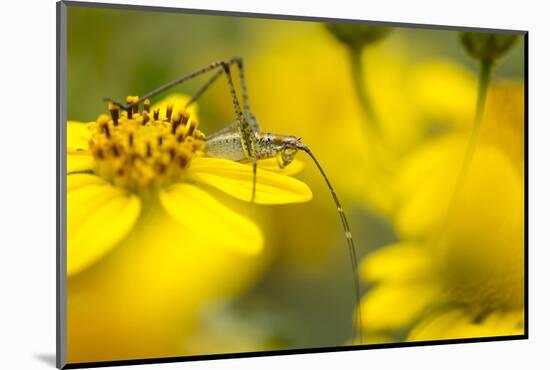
242, 28, 478, 217
359, 83, 525, 341
66, 94, 312, 362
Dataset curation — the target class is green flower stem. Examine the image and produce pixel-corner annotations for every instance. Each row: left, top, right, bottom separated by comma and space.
347, 45, 395, 200
448, 59, 493, 211
349, 46, 380, 133
466, 59, 493, 168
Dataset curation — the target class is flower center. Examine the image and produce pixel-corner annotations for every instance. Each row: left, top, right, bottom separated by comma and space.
89, 96, 205, 192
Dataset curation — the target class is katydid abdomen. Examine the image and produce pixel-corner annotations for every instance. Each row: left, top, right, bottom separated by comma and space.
204, 129, 247, 161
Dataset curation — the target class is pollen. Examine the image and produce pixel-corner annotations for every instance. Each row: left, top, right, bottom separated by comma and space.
88, 96, 205, 191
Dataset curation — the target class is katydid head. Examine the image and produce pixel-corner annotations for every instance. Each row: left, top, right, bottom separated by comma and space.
279, 135, 303, 166
281, 147, 297, 166
259, 133, 304, 167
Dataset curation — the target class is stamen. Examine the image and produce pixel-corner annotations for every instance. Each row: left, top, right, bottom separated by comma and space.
181, 111, 190, 125
143, 99, 150, 113
126, 96, 139, 115
153, 108, 160, 121
98, 114, 111, 138
183, 136, 194, 145
186, 120, 198, 137
178, 155, 188, 168
108, 102, 120, 126
165, 103, 174, 122
194, 131, 206, 141
156, 162, 167, 175
142, 111, 150, 125
193, 134, 205, 150
171, 110, 185, 134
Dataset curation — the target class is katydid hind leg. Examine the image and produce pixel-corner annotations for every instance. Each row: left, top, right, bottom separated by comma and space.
184, 68, 224, 109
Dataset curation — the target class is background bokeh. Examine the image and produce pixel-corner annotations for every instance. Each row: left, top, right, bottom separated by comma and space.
66, 5, 524, 363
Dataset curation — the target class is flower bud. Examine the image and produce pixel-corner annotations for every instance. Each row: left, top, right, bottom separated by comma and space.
325, 23, 392, 50
460, 32, 518, 62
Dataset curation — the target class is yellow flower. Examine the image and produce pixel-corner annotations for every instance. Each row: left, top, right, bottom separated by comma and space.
359, 83, 524, 341
67, 94, 312, 276
66, 94, 312, 362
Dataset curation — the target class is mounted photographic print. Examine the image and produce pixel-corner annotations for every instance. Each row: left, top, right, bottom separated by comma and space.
56, 1, 527, 368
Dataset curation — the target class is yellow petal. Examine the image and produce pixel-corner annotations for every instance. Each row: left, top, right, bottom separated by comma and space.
360, 281, 440, 332
67, 121, 93, 153
257, 158, 305, 176
408, 59, 476, 127
159, 183, 264, 255
67, 197, 265, 362
408, 309, 480, 341
434, 146, 524, 310
407, 308, 523, 342
359, 242, 432, 283
68, 153, 95, 173
67, 174, 141, 276
350, 333, 395, 346
395, 135, 465, 239
481, 82, 525, 167
150, 93, 198, 121
67, 173, 106, 191
189, 157, 312, 205
482, 310, 524, 335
